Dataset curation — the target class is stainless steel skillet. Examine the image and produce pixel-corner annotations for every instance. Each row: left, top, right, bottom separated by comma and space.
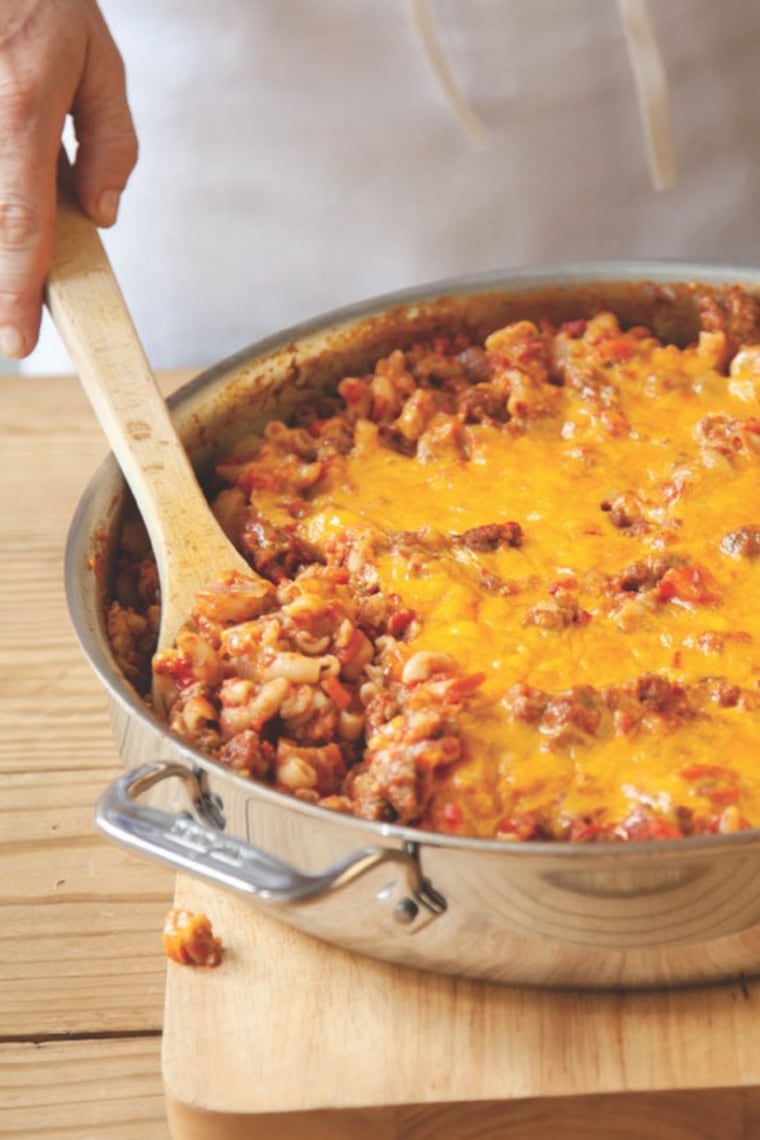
65, 262, 760, 989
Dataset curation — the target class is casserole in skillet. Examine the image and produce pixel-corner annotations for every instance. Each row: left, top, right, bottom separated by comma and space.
69, 264, 760, 987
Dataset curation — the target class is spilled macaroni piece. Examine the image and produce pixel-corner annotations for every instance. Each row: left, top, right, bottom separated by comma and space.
162, 908, 223, 968
110, 289, 760, 842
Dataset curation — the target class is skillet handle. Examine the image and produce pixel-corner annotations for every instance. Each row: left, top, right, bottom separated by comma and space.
96, 761, 446, 926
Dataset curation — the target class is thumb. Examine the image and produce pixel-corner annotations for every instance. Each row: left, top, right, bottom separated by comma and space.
71, 16, 138, 228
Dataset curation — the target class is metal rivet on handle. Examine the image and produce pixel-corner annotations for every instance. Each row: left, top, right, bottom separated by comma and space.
393, 897, 420, 925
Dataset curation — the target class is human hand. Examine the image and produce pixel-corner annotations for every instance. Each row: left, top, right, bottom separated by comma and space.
0, 0, 137, 359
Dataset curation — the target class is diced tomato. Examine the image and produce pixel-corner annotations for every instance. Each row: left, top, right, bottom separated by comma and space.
321, 675, 352, 710
284, 496, 308, 518
433, 334, 470, 355
517, 340, 547, 366
387, 606, 417, 638
339, 377, 368, 406
441, 802, 464, 830
597, 338, 635, 364
680, 763, 739, 805
620, 816, 683, 841
600, 410, 630, 436
236, 467, 281, 494
152, 650, 195, 689
680, 762, 732, 781
336, 627, 368, 667
442, 672, 487, 703
703, 786, 740, 805
656, 565, 721, 606
614, 708, 639, 736
567, 819, 608, 843
496, 811, 542, 841
549, 577, 577, 596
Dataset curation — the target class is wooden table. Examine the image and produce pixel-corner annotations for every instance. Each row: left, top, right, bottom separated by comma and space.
0, 372, 188, 1139
3, 371, 760, 1139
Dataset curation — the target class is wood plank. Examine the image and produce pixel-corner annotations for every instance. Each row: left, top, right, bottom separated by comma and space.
0, 686, 123, 774
0, 898, 169, 1037
166, 1087, 760, 1140
0, 1037, 169, 1139
164, 877, 760, 1117
0, 768, 173, 1036
0, 397, 115, 775
0, 767, 133, 843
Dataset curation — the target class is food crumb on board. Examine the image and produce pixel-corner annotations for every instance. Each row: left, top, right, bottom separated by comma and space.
162, 907, 223, 968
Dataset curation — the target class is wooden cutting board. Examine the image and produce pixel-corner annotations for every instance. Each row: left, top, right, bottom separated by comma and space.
162, 873, 760, 1139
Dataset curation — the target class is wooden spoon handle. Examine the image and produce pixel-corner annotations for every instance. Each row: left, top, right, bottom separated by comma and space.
45, 159, 248, 648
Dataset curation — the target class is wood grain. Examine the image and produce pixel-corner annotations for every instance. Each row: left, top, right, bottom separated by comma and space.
166, 1088, 760, 1140
0, 1038, 168, 1139
164, 876, 760, 1128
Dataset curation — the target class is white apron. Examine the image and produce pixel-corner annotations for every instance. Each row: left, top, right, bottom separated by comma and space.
28, 0, 760, 372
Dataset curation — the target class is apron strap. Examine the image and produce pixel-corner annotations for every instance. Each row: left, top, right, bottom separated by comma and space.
620, 0, 678, 190
408, 0, 487, 144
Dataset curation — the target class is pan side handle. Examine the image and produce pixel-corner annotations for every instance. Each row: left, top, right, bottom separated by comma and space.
96, 761, 446, 928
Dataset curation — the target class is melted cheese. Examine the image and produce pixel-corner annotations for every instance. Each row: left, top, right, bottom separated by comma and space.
231, 316, 760, 839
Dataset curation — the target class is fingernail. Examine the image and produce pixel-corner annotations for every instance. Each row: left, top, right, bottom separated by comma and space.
0, 325, 24, 359
96, 189, 121, 226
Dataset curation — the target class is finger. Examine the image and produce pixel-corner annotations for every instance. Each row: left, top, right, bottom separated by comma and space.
0, 96, 59, 358
72, 15, 138, 228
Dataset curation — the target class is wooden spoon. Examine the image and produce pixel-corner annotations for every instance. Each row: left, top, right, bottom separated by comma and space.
46, 162, 259, 714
